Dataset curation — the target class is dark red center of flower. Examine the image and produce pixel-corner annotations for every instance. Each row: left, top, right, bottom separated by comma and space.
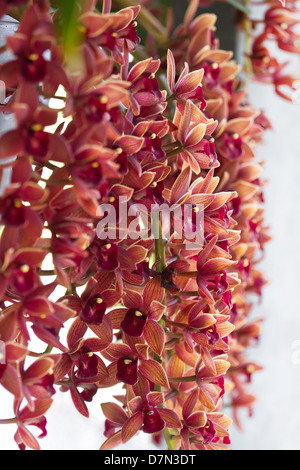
131, 73, 163, 112
97, 242, 119, 271
144, 132, 165, 161
201, 137, 218, 166
132, 260, 151, 283
73, 161, 103, 187
249, 218, 259, 234
80, 384, 98, 402
85, 94, 118, 123
160, 267, 180, 294
114, 147, 128, 174
119, 21, 140, 45
21, 54, 47, 83
146, 180, 165, 204
182, 203, 203, 239
200, 419, 217, 444
142, 405, 165, 434
229, 196, 241, 217
229, 303, 238, 324
30, 416, 48, 439
80, 295, 107, 325
76, 349, 98, 379
2, 198, 26, 226
0, 364, 7, 381
116, 356, 138, 385
243, 364, 256, 383
191, 85, 207, 110
216, 376, 225, 397
25, 125, 50, 158
38, 373, 56, 397
201, 61, 221, 89
13, 263, 35, 293
203, 324, 220, 346
100, 21, 139, 50
205, 271, 228, 295
254, 276, 264, 297
238, 258, 251, 280
209, 206, 230, 229
222, 290, 232, 309
222, 132, 243, 160
120, 308, 147, 337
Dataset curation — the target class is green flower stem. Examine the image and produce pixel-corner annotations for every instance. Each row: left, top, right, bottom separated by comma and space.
180, 291, 200, 297
165, 146, 183, 158
225, 0, 250, 14
0, 418, 18, 425
7, 6, 26, 21
154, 218, 166, 274
164, 317, 187, 329
163, 428, 177, 450
28, 344, 53, 358
166, 94, 176, 103
165, 331, 183, 339
162, 140, 181, 151
167, 375, 197, 383
34, 161, 60, 172
165, 338, 179, 348
152, 214, 178, 450
112, 0, 167, 43
39, 270, 56, 276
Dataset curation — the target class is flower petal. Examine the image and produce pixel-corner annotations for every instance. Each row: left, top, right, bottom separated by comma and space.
144, 319, 165, 356
139, 360, 169, 389
121, 411, 143, 443
101, 402, 128, 425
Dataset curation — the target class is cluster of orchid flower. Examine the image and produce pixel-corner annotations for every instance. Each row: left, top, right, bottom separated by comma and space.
248, 0, 300, 101
0, 0, 295, 451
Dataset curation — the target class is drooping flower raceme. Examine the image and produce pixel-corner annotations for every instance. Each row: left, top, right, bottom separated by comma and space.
0, 0, 285, 450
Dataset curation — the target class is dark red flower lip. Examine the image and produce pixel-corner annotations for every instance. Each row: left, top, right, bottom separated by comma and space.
116, 356, 138, 385
80, 295, 107, 325
21, 54, 47, 83
97, 242, 119, 271
76, 350, 99, 379
143, 407, 165, 434
120, 308, 147, 337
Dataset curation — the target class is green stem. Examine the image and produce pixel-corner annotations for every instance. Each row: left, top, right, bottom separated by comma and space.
27, 344, 53, 358
152, 215, 177, 449
225, 0, 250, 14
39, 270, 56, 276
154, 217, 166, 273
0, 418, 18, 425
164, 317, 187, 329
168, 375, 197, 383
55, 379, 72, 387
180, 291, 200, 297
166, 146, 183, 158
163, 428, 177, 450
34, 161, 60, 172
165, 331, 183, 339
162, 140, 181, 151
112, 0, 167, 43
